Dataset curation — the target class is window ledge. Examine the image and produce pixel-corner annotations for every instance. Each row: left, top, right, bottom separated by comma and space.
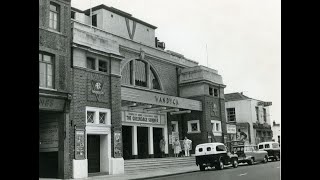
39, 87, 57, 91
187, 131, 201, 134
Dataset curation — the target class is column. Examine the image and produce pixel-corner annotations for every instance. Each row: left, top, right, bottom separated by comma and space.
163, 127, 168, 154
148, 126, 154, 158
132, 125, 138, 159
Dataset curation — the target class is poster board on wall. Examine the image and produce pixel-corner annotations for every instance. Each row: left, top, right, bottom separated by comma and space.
75, 128, 85, 160
114, 131, 122, 158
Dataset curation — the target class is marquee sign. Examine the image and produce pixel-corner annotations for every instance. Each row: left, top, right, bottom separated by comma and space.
124, 111, 161, 124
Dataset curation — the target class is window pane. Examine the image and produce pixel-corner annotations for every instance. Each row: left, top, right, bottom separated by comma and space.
135, 60, 147, 87
216, 123, 219, 131
87, 58, 95, 70
99, 60, 107, 72
121, 62, 132, 85
47, 64, 53, 88
39, 54, 42, 61
150, 67, 160, 90
43, 55, 51, 62
39, 63, 46, 87
50, 4, 57, 11
87, 111, 95, 123
191, 123, 198, 131
99, 112, 106, 124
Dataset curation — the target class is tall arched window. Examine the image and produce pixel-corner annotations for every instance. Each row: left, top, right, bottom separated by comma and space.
121, 59, 161, 90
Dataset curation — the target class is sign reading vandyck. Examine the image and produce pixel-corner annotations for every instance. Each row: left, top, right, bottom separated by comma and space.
124, 111, 160, 124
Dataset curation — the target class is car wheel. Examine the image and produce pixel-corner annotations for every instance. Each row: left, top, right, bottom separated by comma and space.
215, 160, 224, 170
275, 155, 280, 161
263, 156, 268, 163
232, 159, 238, 168
248, 158, 254, 165
199, 165, 205, 171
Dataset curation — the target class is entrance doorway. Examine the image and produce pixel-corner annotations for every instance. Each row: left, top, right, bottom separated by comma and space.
39, 152, 58, 178
137, 127, 148, 159
122, 126, 132, 160
87, 135, 100, 173
153, 128, 163, 158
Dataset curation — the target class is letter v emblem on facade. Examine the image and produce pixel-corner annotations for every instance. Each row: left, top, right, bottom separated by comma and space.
125, 18, 136, 40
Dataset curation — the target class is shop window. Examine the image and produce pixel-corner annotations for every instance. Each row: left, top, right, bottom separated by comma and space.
86, 107, 111, 125
39, 52, 54, 89
187, 120, 200, 133
98, 60, 108, 73
121, 59, 162, 90
49, 2, 60, 31
87, 111, 95, 123
226, 108, 236, 122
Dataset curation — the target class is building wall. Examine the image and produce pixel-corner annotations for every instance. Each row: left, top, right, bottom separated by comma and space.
272, 124, 280, 142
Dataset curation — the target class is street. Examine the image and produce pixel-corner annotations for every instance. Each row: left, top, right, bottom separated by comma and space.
147, 161, 280, 180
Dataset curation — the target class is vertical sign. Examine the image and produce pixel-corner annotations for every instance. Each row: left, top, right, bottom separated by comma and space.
75, 129, 85, 160
114, 131, 122, 158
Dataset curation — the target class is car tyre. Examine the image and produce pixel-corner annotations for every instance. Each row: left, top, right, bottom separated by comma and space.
263, 156, 268, 163
247, 158, 254, 165
215, 159, 224, 170
232, 158, 238, 168
199, 165, 205, 171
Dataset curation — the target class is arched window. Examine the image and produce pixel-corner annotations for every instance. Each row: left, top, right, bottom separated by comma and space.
121, 59, 161, 90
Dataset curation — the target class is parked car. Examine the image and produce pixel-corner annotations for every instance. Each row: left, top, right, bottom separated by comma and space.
195, 142, 239, 171
232, 145, 268, 165
258, 142, 280, 161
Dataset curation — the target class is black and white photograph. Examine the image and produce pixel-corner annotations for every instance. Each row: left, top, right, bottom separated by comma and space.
39, 0, 281, 179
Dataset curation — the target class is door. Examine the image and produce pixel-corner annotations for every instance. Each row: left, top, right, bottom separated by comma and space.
153, 128, 163, 158
137, 127, 148, 159
122, 126, 132, 160
87, 135, 100, 173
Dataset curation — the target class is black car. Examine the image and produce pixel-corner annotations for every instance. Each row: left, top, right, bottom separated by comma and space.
195, 142, 238, 171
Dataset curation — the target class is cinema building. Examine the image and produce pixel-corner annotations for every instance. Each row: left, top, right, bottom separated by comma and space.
70, 4, 227, 178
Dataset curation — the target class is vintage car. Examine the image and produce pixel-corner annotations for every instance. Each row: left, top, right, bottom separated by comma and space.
195, 142, 239, 171
232, 145, 268, 165
258, 142, 280, 161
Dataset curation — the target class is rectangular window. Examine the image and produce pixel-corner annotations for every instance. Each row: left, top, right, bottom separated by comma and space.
214, 88, 218, 97
71, 11, 75, 19
87, 111, 95, 123
263, 108, 267, 122
92, 14, 97, 27
255, 107, 259, 122
216, 123, 219, 132
87, 57, 95, 70
39, 52, 54, 88
187, 120, 200, 133
99, 112, 106, 124
226, 108, 236, 122
98, 60, 107, 73
209, 87, 213, 96
49, 2, 59, 31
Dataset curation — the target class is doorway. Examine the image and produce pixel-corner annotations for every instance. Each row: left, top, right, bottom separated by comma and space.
87, 135, 100, 173
39, 152, 58, 178
137, 127, 148, 159
122, 126, 132, 159
153, 128, 163, 158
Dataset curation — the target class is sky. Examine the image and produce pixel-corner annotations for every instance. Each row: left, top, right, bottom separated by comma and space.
71, 0, 281, 124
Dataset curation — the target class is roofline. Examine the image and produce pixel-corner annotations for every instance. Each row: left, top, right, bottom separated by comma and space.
83, 4, 157, 29
71, 7, 84, 13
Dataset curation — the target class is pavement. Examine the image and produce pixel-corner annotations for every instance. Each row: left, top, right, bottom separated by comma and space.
39, 165, 199, 180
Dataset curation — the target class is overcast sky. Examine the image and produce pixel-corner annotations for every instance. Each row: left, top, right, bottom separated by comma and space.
71, 0, 281, 124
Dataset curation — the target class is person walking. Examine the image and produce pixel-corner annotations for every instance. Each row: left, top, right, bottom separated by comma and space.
183, 136, 192, 157
159, 136, 166, 158
173, 138, 181, 157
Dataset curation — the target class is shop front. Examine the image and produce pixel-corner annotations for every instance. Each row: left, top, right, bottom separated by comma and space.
39, 93, 71, 179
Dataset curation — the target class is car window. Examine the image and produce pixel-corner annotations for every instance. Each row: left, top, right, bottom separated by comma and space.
272, 143, 279, 148
199, 148, 203, 152
265, 144, 270, 148
216, 145, 226, 151
207, 147, 211, 151
253, 146, 258, 151
258, 145, 264, 149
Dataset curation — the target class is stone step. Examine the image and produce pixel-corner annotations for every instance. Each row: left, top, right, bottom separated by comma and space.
125, 161, 195, 168
125, 157, 195, 164
125, 163, 196, 173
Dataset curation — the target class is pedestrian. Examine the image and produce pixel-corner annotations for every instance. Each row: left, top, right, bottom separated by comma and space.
173, 138, 181, 157
183, 136, 192, 157
159, 136, 166, 158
